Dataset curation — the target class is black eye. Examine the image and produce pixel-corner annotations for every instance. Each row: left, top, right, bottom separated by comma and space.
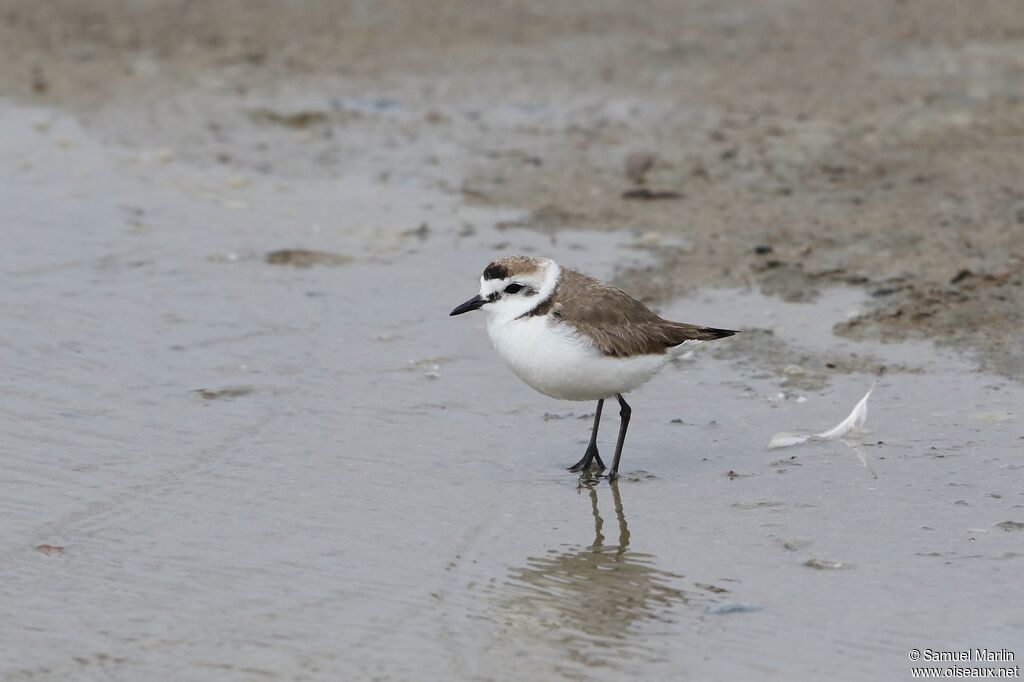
504, 283, 523, 294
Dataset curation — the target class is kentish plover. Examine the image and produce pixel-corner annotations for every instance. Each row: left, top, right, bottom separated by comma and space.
450, 255, 736, 480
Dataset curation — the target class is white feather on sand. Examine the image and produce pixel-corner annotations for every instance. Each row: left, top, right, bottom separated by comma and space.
769, 381, 879, 477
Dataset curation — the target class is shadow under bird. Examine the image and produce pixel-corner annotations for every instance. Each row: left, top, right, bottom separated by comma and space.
450, 256, 737, 480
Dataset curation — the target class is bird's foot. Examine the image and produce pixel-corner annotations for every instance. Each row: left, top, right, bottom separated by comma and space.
567, 444, 605, 473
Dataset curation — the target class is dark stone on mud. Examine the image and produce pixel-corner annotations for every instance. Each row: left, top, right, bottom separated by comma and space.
248, 108, 329, 128
621, 188, 682, 200
950, 269, 973, 285
265, 249, 352, 268
195, 386, 254, 400
403, 222, 430, 239
995, 521, 1024, 531
705, 602, 762, 615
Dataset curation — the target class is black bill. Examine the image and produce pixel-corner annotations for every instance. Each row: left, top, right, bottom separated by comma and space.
449, 294, 486, 316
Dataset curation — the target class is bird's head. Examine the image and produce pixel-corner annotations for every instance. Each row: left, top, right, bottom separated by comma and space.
449, 255, 560, 322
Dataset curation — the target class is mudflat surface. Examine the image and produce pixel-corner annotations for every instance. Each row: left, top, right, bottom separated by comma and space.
3, 0, 1023, 377
1, 3, 1022, 681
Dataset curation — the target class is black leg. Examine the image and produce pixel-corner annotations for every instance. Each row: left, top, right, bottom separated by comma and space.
608, 394, 631, 480
568, 400, 606, 472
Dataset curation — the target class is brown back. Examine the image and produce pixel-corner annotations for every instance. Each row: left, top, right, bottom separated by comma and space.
531, 268, 735, 357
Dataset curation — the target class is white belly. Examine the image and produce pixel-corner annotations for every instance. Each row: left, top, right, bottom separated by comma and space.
486, 316, 669, 401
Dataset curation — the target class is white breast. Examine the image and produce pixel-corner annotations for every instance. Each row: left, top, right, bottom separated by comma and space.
486, 315, 669, 401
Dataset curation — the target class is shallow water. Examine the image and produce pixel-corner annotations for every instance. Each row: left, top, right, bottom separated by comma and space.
2, 103, 1022, 681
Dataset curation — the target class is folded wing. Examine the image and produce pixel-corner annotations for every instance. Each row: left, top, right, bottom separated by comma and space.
548, 269, 736, 357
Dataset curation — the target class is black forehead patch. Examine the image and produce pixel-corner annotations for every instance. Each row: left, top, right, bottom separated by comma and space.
482, 262, 509, 280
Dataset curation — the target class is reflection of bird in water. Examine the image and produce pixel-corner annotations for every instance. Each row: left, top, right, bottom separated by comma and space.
483, 482, 689, 674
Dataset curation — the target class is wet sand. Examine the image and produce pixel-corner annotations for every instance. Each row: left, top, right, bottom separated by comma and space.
2, 2, 1023, 680
3, 0, 1023, 377
3, 104, 1023, 681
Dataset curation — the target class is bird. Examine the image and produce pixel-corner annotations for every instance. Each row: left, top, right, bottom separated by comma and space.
449, 255, 737, 480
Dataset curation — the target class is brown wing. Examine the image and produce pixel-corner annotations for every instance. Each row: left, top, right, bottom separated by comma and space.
541, 268, 736, 357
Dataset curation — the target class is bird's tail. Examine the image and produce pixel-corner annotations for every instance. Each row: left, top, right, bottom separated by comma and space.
665, 325, 737, 356
666, 322, 738, 342
698, 326, 738, 340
